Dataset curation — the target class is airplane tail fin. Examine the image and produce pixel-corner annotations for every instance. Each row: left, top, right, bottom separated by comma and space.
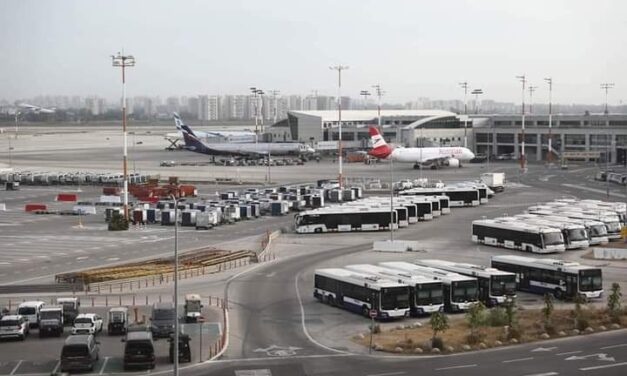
367, 126, 393, 159
173, 113, 205, 151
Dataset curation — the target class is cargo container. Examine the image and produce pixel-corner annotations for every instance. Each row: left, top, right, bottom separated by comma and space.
132, 209, 147, 224
179, 185, 197, 197
57, 193, 78, 202
73, 205, 96, 215
103, 186, 121, 196
100, 195, 122, 204
328, 190, 343, 203
161, 210, 176, 225
181, 210, 198, 226
342, 189, 356, 202
25, 203, 47, 212
351, 187, 363, 199
311, 195, 324, 208
196, 211, 219, 230
270, 201, 289, 216
146, 208, 161, 224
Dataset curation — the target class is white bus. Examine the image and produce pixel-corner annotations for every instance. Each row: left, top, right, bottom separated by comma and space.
525, 209, 609, 245
313, 268, 410, 320
295, 207, 398, 233
546, 209, 621, 241
450, 183, 489, 204
345, 200, 411, 227
380, 261, 478, 312
506, 214, 590, 250
400, 187, 479, 207
491, 255, 603, 300
472, 219, 565, 253
345, 264, 444, 316
415, 259, 516, 307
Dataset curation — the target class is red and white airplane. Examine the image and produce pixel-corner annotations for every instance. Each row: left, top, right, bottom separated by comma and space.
367, 126, 475, 168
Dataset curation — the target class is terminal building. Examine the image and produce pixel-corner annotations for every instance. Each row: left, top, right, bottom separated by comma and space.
267, 110, 627, 164
268, 110, 475, 150
473, 114, 627, 164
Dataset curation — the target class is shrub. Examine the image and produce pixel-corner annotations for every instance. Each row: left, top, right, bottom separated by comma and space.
466, 301, 487, 334
503, 296, 518, 327
430, 312, 449, 348
542, 293, 555, 333
607, 283, 623, 323
508, 326, 521, 340
466, 331, 486, 345
431, 336, 445, 351
369, 323, 381, 334
571, 294, 588, 330
108, 212, 129, 231
487, 307, 508, 327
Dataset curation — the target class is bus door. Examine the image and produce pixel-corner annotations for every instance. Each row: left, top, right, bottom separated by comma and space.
478, 278, 490, 304
565, 274, 577, 298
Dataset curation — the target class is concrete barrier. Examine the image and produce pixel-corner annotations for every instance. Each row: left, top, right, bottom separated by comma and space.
373, 240, 421, 253
592, 247, 627, 260
0, 203, 5, 211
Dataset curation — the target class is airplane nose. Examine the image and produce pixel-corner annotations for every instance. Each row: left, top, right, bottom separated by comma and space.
468, 150, 475, 159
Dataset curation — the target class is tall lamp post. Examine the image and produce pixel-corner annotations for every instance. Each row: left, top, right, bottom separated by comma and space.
528, 85, 538, 114
169, 194, 180, 376
360, 90, 371, 110
544, 78, 553, 163
516, 75, 527, 172
269, 90, 280, 125
372, 84, 384, 134
601, 83, 615, 198
459, 82, 469, 147
250, 87, 264, 137
14, 111, 20, 139
471, 88, 483, 114
330, 65, 349, 188
111, 52, 135, 222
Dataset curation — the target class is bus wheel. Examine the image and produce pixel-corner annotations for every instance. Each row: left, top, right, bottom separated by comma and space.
326, 295, 334, 305
362, 306, 369, 318
314, 228, 322, 234
553, 288, 563, 300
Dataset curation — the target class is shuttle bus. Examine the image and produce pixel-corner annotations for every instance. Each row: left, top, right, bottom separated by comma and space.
528, 206, 621, 240
295, 207, 398, 233
415, 259, 516, 307
508, 214, 589, 250
345, 264, 444, 315
472, 219, 565, 253
313, 268, 410, 319
491, 255, 603, 300
380, 261, 478, 312
400, 187, 479, 207
348, 200, 413, 226
526, 210, 609, 245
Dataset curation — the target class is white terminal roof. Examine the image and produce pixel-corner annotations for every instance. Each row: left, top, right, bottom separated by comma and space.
288, 110, 456, 122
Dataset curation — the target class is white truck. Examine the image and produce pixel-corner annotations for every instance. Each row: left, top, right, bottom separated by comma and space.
38, 306, 64, 337
480, 172, 505, 192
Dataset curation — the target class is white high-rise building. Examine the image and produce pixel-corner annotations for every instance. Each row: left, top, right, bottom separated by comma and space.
208, 95, 221, 120
198, 95, 209, 121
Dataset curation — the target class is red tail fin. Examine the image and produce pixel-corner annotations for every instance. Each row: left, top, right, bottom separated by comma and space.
367, 126, 393, 159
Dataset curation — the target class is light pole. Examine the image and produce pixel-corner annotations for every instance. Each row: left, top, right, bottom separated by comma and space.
601, 83, 614, 198
169, 194, 180, 376
544, 77, 553, 163
459, 82, 469, 147
250, 87, 264, 138
528, 85, 538, 114
14, 111, 20, 139
269, 90, 280, 125
516, 75, 527, 172
111, 52, 135, 222
471, 88, 483, 114
360, 90, 371, 110
330, 64, 349, 188
372, 84, 384, 134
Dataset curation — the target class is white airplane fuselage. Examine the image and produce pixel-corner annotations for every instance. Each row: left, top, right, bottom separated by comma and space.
389, 146, 475, 163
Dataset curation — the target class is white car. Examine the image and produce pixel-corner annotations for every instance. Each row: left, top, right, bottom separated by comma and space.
71, 313, 103, 335
0, 315, 30, 340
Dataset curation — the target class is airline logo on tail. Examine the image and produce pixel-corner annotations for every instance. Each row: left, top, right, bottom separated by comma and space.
367, 127, 394, 159
173, 113, 204, 151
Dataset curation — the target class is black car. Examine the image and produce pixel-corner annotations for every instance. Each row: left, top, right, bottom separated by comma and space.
123, 331, 155, 370
169, 333, 192, 363
60, 335, 100, 372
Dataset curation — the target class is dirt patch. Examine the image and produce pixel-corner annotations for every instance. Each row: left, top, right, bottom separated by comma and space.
354, 307, 627, 354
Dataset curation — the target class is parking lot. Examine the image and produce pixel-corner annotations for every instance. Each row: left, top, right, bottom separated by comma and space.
0, 305, 221, 375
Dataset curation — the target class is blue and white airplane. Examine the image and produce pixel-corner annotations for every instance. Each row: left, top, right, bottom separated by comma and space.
173, 113, 315, 157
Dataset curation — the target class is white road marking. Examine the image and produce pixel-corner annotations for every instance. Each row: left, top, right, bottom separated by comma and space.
295, 272, 351, 355
503, 357, 534, 363
522, 373, 558, 376
600, 343, 627, 350
532, 346, 557, 352
367, 372, 406, 376
51, 360, 60, 374
435, 364, 477, 371
10, 360, 23, 375
99, 356, 109, 374
557, 350, 582, 356
579, 362, 627, 371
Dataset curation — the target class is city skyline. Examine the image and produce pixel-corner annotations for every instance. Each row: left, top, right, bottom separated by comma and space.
1, 0, 625, 105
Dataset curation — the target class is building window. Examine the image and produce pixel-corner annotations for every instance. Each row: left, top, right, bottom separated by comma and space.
616, 135, 627, 146
590, 134, 610, 146
494, 121, 512, 126
476, 133, 492, 143
610, 121, 627, 126
497, 133, 514, 143
565, 134, 585, 145
524, 134, 537, 143
560, 120, 582, 126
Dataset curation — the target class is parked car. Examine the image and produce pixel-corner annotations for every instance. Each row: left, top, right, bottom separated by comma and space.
150, 302, 176, 338
0, 315, 30, 340
17, 301, 45, 328
123, 331, 156, 370
169, 333, 191, 363
107, 307, 129, 335
72, 313, 103, 335
60, 335, 100, 372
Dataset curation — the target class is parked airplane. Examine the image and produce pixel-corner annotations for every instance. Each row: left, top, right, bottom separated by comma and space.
173, 113, 315, 157
173, 113, 257, 143
17, 103, 56, 114
367, 126, 475, 168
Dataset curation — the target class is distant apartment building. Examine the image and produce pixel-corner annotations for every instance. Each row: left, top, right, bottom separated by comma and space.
84, 96, 106, 115
187, 97, 199, 119
198, 95, 209, 121
208, 95, 220, 120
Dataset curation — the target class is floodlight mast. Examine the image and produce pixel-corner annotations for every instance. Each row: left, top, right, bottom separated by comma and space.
330, 65, 349, 188
544, 77, 553, 163
516, 75, 527, 171
459, 82, 469, 147
111, 52, 135, 222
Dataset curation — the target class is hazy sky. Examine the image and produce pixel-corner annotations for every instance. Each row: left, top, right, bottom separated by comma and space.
1, 0, 626, 104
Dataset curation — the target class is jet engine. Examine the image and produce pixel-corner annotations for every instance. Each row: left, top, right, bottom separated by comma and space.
445, 158, 460, 167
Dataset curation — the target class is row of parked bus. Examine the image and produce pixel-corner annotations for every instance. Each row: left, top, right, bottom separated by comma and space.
313, 256, 603, 320
294, 182, 494, 234
472, 198, 625, 253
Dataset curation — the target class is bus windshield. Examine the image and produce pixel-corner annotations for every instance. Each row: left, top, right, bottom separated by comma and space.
542, 232, 563, 246
415, 283, 443, 305
579, 269, 602, 292
490, 275, 516, 296
605, 221, 620, 232
380, 287, 410, 310
590, 225, 607, 236
452, 280, 477, 303
568, 228, 588, 241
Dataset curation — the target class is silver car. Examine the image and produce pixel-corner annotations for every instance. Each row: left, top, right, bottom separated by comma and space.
0, 315, 30, 340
